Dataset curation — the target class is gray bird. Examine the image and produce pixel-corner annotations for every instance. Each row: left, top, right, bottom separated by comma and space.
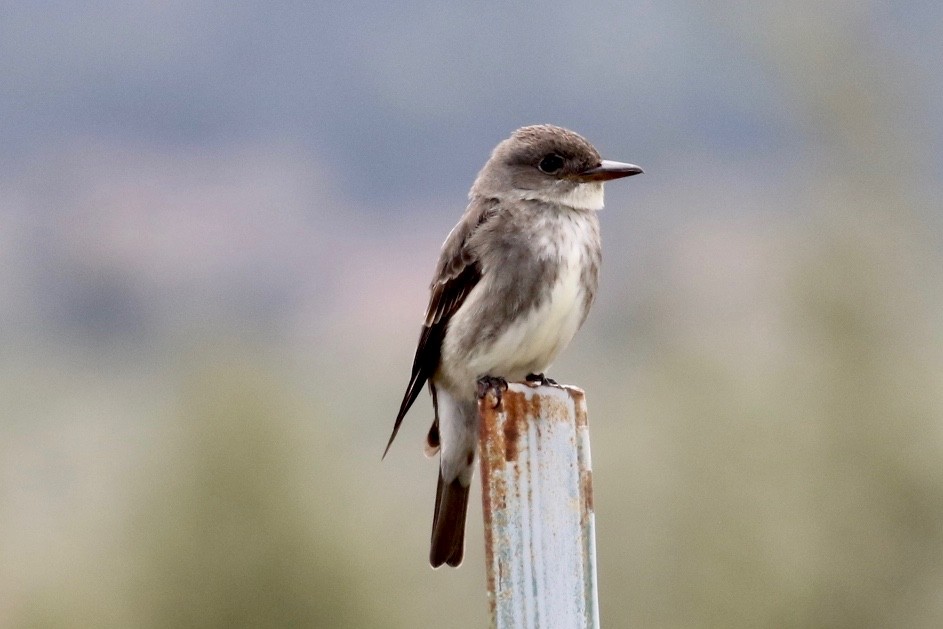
385, 124, 642, 568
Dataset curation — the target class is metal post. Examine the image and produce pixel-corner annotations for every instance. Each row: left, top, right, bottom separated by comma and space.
479, 383, 600, 629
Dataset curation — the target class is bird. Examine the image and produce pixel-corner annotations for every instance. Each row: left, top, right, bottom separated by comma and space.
385, 124, 642, 568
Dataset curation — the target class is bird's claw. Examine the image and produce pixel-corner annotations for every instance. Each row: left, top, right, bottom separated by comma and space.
476, 376, 509, 409
525, 373, 558, 387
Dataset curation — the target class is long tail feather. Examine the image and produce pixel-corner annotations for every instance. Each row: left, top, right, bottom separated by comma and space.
430, 472, 470, 568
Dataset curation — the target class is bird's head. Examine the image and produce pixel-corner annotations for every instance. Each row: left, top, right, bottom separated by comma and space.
471, 124, 642, 211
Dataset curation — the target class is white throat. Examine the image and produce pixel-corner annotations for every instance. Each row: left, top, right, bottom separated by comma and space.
515, 182, 605, 211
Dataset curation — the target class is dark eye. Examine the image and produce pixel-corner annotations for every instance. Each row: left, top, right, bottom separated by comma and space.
537, 153, 565, 174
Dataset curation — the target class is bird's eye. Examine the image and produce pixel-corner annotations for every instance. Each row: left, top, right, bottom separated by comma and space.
538, 154, 565, 174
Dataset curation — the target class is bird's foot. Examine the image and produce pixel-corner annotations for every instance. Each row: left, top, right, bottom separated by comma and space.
476, 376, 509, 409
525, 373, 558, 387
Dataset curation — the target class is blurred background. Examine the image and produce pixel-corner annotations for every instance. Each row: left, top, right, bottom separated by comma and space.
2, 2, 942, 627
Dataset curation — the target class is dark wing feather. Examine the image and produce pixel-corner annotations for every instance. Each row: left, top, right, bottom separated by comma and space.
383, 201, 495, 458
383, 263, 481, 458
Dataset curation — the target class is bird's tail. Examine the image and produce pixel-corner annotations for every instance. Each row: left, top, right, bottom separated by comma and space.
430, 471, 470, 568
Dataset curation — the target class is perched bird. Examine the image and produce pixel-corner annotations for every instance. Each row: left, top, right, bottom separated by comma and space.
385, 124, 642, 568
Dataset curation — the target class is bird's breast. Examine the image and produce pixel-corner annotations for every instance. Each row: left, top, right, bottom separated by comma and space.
461, 210, 600, 382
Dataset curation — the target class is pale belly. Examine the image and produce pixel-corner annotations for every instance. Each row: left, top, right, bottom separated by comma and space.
436, 208, 599, 398
465, 257, 586, 382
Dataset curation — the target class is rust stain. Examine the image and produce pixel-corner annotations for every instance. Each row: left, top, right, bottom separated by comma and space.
570, 387, 588, 428
481, 482, 496, 597
501, 390, 523, 463
497, 388, 544, 463
529, 390, 542, 421
580, 468, 595, 526
478, 397, 499, 599
503, 417, 520, 462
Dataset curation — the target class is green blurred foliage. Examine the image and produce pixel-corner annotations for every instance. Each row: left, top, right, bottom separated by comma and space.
10, 360, 385, 629
598, 225, 943, 628
127, 363, 380, 628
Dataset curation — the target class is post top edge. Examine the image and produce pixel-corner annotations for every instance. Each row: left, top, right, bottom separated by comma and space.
504, 381, 585, 396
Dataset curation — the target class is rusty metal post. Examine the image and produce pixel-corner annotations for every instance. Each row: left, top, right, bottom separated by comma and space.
479, 383, 599, 629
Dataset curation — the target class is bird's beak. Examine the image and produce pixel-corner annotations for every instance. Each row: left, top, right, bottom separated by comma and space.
576, 160, 644, 182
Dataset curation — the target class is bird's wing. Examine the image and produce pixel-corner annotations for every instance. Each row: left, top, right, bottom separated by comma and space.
383, 200, 496, 458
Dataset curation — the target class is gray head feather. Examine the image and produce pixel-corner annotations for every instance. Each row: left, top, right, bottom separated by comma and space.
470, 125, 603, 201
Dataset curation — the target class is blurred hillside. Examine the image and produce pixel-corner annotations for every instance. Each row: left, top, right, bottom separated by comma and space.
2, 2, 942, 628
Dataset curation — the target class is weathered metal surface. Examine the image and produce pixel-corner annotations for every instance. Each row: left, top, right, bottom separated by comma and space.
479, 383, 600, 629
